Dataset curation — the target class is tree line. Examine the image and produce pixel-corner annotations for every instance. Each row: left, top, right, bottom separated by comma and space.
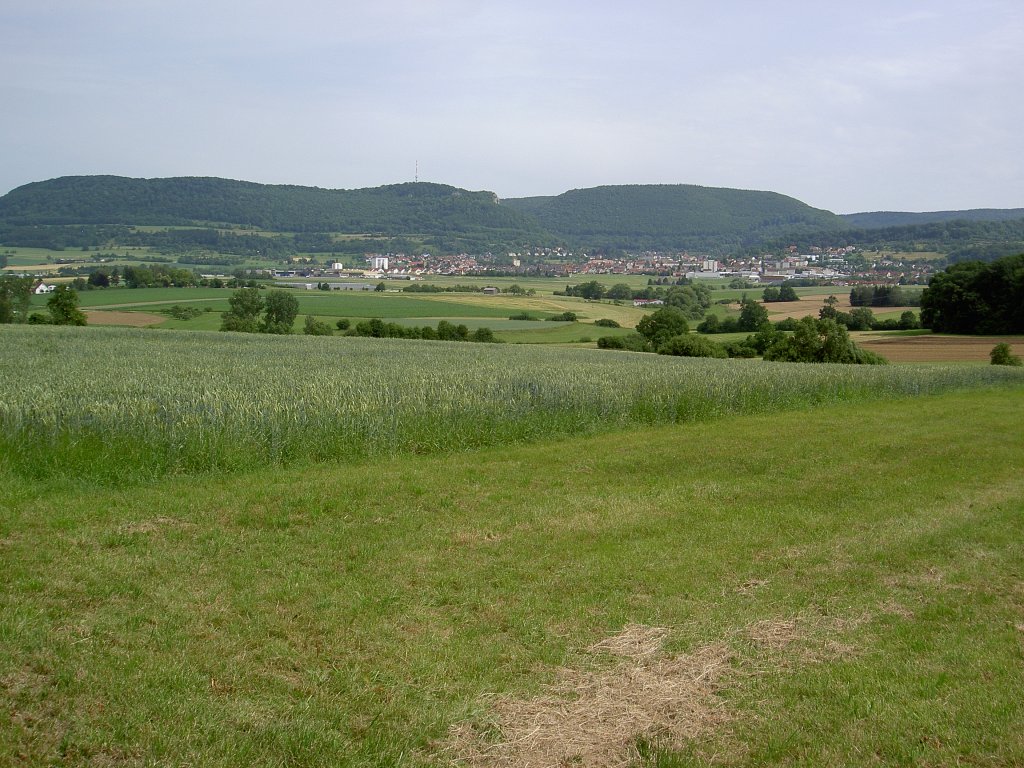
920, 253, 1024, 334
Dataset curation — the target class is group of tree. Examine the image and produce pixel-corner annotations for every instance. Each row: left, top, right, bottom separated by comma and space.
560, 281, 635, 301
696, 295, 769, 334
598, 306, 885, 364
342, 318, 499, 343
819, 295, 920, 331
122, 264, 199, 288
920, 253, 1024, 334
848, 284, 919, 307
0, 277, 87, 325
760, 317, 887, 364
402, 283, 487, 294
557, 280, 711, 318
220, 288, 299, 334
761, 285, 799, 302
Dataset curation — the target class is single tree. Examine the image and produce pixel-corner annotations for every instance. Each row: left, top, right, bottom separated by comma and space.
0, 275, 33, 323
819, 295, 840, 320
47, 285, 87, 326
778, 285, 799, 301
606, 283, 633, 301
636, 306, 689, 346
261, 290, 299, 334
737, 295, 769, 331
221, 286, 264, 332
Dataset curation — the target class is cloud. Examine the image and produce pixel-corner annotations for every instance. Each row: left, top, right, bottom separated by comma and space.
2, 0, 1022, 211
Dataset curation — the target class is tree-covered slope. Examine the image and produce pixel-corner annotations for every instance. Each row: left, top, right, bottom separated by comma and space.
0, 176, 549, 239
843, 208, 1024, 229
503, 184, 846, 251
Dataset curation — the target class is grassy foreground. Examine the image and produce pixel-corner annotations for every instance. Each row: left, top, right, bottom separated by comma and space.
2, 388, 1023, 766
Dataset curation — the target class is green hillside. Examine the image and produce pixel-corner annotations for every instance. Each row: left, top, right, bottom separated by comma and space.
842, 208, 1024, 228
0, 175, 549, 240
5, 175, 1020, 258
503, 184, 846, 251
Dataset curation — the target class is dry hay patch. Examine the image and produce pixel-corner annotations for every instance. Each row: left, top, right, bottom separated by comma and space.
443, 624, 732, 768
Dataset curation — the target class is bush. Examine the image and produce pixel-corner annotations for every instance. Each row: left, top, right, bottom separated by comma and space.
547, 312, 578, 322
471, 327, 498, 343
165, 305, 203, 320
990, 343, 1022, 366
597, 333, 649, 352
657, 333, 728, 358
594, 318, 620, 328
336, 319, 350, 330
509, 313, 539, 321
722, 339, 757, 358
303, 315, 334, 336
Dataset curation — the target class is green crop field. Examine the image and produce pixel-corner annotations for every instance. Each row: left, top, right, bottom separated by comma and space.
3, 325, 1023, 485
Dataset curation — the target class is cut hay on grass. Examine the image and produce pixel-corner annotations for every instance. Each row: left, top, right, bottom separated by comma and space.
443, 625, 732, 768
444, 611, 897, 767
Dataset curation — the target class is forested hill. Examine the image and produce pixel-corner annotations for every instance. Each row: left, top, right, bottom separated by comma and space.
502, 184, 846, 251
842, 208, 1024, 228
4, 175, 1021, 257
0, 176, 548, 238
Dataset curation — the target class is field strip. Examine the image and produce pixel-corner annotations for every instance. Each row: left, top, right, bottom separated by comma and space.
85, 297, 227, 309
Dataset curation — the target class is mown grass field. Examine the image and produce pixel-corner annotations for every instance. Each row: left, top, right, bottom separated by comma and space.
2, 383, 1022, 767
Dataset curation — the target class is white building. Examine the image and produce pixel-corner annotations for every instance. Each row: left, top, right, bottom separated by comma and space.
372, 256, 389, 271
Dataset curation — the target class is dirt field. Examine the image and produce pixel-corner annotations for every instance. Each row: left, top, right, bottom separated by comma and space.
762, 296, 919, 321
84, 310, 166, 327
854, 333, 1024, 363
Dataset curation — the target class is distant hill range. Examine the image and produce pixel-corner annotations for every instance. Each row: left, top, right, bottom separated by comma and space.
1, 175, 1022, 259
842, 209, 1024, 228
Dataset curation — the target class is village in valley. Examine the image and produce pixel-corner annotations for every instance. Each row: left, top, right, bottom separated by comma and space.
256, 244, 938, 288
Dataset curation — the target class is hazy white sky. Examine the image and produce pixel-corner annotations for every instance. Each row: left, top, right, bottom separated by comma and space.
3, 0, 1022, 213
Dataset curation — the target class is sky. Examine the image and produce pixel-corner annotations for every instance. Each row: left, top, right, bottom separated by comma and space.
3, 0, 1023, 214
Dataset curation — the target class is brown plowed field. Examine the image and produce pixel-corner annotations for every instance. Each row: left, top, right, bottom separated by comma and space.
762, 296, 919, 321
854, 334, 1024, 363
83, 310, 165, 327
